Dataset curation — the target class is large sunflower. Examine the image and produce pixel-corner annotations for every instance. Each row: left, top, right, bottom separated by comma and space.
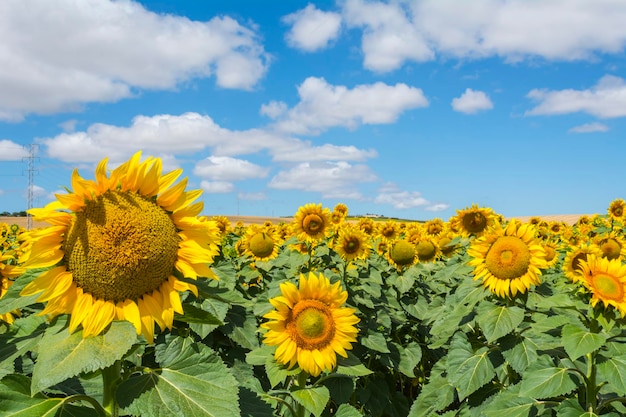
261, 272, 360, 377
293, 203, 332, 243
563, 243, 602, 283
20, 152, 220, 342
468, 221, 547, 298
332, 224, 371, 262
386, 239, 418, 271
242, 224, 281, 262
580, 254, 626, 316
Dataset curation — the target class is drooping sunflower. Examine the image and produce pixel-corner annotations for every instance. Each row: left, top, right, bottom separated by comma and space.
414, 236, 441, 263
386, 239, 418, 271
261, 272, 360, 377
451, 204, 498, 237
293, 203, 332, 243
563, 243, 602, 283
333, 203, 349, 218
437, 231, 460, 258
579, 254, 626, 316
608, 199, 626, 222
594, 233, 626, 261
20, 152, 221, 342
468, 221, 547, 298
332, 224, 371, 262
211, 215, 232, 237
242, 224, 281, 262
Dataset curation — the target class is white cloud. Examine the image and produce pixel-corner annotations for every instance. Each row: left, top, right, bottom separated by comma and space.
269, 77, 429, 135
526, 75, 626, 118
272, 144, 377, 162
200, 181, 235, 194
238, 192, 267, 201
194, 156, 269, 181
0, 0, 269, 120
0, 140, 29, 161
568, 122, 610, 134
374, 190, 429, 209
425, 203, 450, 212
268, 161, 377, 199
341, 0, 626, 72
283, 4, 342, 52
41, 112, 377, 165
260, 101, 288, 119
451, 88, 494, 114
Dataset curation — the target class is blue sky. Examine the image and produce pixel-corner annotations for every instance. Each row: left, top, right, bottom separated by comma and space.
1, 0, 626, 221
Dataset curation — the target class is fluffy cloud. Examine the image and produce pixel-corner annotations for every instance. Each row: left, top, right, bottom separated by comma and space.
0, 140, 29, 161
0, 0, 269, 120
451, 88, 494, 114
526, 75, 626, 118
267, 77, 429, 135
268, 161, 377, 199
568, 122, 609, 134
373, 183, 447, 211
200, 181, 234, 194
194, 156, 270, 181
341, 0, 626, 71
283, 4, 342, 52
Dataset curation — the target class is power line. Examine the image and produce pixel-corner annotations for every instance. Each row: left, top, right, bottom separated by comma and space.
22, 144, 39, 230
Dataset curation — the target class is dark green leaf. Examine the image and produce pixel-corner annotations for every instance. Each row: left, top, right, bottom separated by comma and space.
335, 403, 363, 417
0, 315, 47, 379
360, 332, 389, 353
0, 270, 40, 314
561, 324, 607, 360
117, 336, 239, 417
500, 334, 538, 374
398, 342, 422, 377
291, 386, 330, 417
519, 367, 577, 399
323, 376, 354, 404
597, 354, 626, 395
482, 390, 536, 417
336, 352, 373, 377
175, 303, 223, 325
476, 302, 524, 343
221, 305, 260, 349
446, 332, 495, 400
31, 320, 137, 395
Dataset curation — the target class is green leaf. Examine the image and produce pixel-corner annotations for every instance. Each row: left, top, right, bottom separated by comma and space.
31, 320, 137, 395
561, 324, 608, 360
500, 334, 538, 374
245, 345, 275, 366
407, 371, 456, 417
360, 332, 390, 353
175, 303, 223, 325
117, 336, 239, 417
0, 315, 47, 379
221, 305, 260, 349
476, 302, 524, 343
398, 342, 422, 377
554, 398, 587, 417
446, 332, 495, 400
519, 367, 578, 399
335, 403, 363, 417
482, 390, 536, 417
323, 376, 354, 404
0, 390, 64, 417
265, 357, 299, 388
597, 354, 626, 395
391, 274, 415, 294
0, 269, 40, 314
291, 386, 330, 417
336, 352, 373, 377
239, 387, 275, 417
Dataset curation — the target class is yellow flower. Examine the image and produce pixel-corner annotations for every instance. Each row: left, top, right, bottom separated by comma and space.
377, 221, 400, 242
293, 203, 332, 242
594, 233, 626, 261
424, 218, 445, 237
451, 204, 498, 237
211, 215, 232, 236
542, 240, 560, 269
580, 254, 626, 316
332, 224, 371, 262
468, 222, 547, 298
357, 218, 375, 235
414, 236, 441, 263
243, 224, 280, 262
387, 239, 418, 270
20, 152, 220, 343
608, 199, 626, 222
563, 244, 602, 283
262, 272, 360, 377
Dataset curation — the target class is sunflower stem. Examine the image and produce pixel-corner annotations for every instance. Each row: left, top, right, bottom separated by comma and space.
585, 352, 598, 410
101, 360, 122, 417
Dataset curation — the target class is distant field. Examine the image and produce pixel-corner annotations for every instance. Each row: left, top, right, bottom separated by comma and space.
1, 214, 590, 230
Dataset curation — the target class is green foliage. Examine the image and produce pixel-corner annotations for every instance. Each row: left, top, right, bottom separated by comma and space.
3, 213, 626, 416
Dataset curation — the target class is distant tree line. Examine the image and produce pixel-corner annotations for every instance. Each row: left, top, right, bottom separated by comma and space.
0, 211, 27, 217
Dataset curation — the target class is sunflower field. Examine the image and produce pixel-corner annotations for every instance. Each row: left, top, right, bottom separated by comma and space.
2, 153, 626, 417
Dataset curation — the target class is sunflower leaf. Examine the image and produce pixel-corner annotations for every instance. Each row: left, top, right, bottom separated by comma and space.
561, 324, 608, 360
334, 403, 364, 417
117, 336, 239, 417
0, 269, 41, 314
446, 332, 495, 400
597, 354, 626, 395
518, 367, 578, 399
31, 319, 137, 395
291, 386, 330, 417
0, 315, 47, 379
476, 302, 525, 343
